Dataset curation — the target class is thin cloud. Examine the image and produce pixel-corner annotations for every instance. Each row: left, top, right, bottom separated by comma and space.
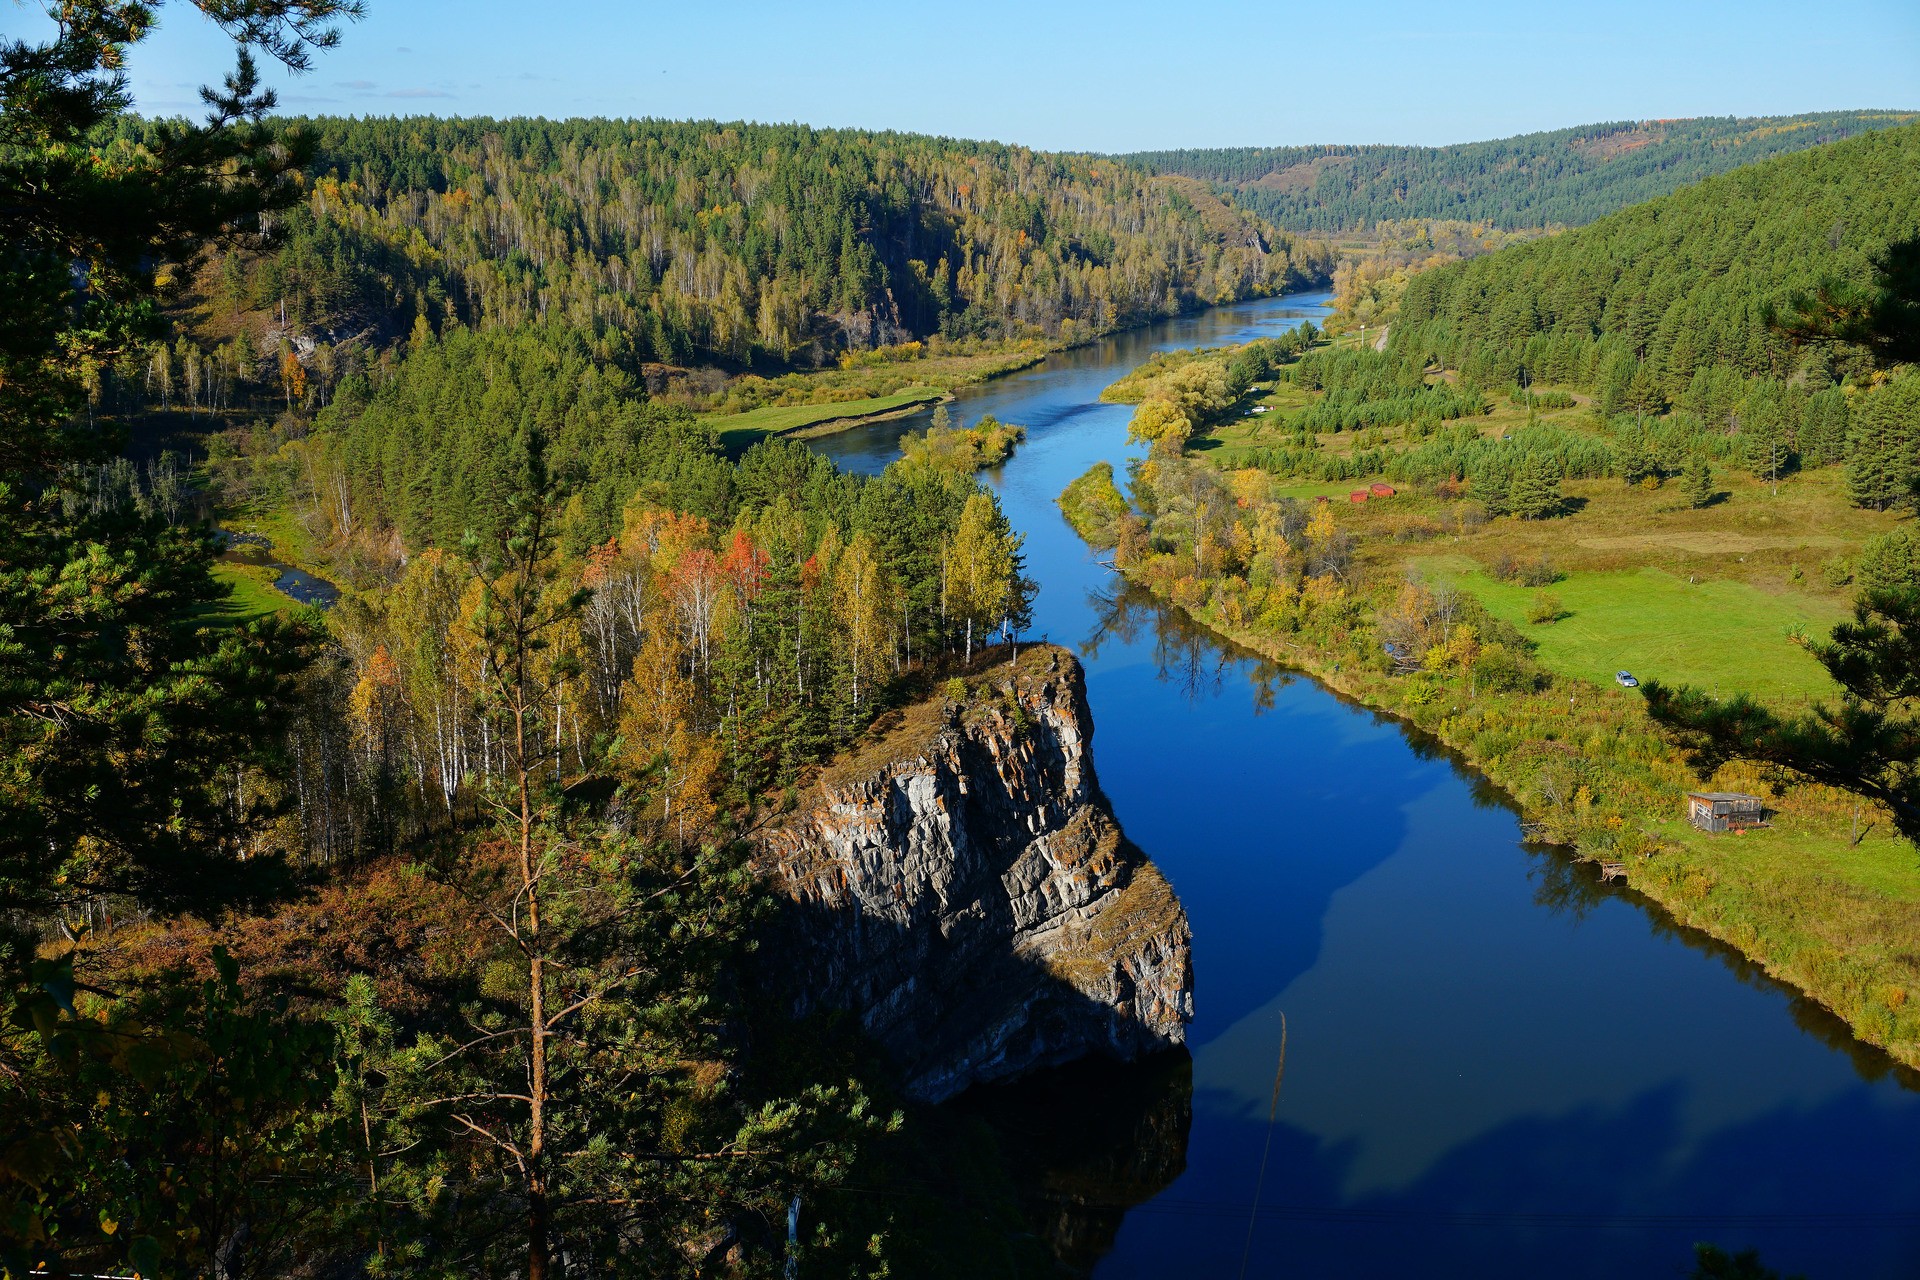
386, 87, 456, 99
395, 46, 414, 54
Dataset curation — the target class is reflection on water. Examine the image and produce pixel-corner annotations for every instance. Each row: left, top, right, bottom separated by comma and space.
809, 294, 1920, 1279
959, 1055, 1194, 1274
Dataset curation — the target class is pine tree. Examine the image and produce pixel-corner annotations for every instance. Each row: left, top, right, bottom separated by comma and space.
1508, 453, 1564, 519
1844, 373, 1920, 511
1682, 454, 1716, 508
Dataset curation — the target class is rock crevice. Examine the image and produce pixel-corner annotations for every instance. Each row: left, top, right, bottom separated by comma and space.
759, 646, 1192, 1102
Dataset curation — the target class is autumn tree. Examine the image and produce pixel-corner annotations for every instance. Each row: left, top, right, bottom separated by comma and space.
835, 530, 897, 708
947, 492, 1018, 663
364, 438, 885, 1275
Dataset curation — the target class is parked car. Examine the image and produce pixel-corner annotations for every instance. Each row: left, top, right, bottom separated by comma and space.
1615, 671, 1639, 688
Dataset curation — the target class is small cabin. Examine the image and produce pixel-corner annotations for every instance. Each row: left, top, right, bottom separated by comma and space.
1369, 482, 1396, 497
1348, 490, 1370, 503
1685, 791, 1767, 834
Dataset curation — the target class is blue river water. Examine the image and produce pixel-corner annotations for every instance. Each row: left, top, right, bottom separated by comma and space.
808, 293, 1920, 1279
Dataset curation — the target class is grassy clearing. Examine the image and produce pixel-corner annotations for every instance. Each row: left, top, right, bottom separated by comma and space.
704, 387, 946, 451
1423, 559, 1845, 704
206, 562, 292, 625
223, 505, 327, 578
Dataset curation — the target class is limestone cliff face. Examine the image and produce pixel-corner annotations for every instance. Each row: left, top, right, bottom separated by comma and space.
758, 646, 1192, 1103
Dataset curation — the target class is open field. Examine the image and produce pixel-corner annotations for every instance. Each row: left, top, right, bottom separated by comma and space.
703, 387, 947, 451
206, 562, 293, 625
1420, 556, 1846, 703
694, 346, 1048, 450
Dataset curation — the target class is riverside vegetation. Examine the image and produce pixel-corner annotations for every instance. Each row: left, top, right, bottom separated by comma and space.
1067, 124, 1920, 1069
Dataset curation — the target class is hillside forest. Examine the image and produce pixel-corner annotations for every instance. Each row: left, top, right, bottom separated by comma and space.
92, 114, 1335, 444
1129, 111, 1918, 233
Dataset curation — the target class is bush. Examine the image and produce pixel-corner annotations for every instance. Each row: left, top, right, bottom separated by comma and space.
1528, 591, 1565, 625
1821, 555, 1853, 587
1472, 642, 1535, 693
1517, 557, 1561, 587
1489, 553, 1560, 586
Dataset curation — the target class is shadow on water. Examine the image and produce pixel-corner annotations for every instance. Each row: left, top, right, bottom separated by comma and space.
959, 1054, 1195, 1276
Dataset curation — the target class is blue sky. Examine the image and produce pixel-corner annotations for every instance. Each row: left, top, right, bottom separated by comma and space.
11, 0, 1920, 151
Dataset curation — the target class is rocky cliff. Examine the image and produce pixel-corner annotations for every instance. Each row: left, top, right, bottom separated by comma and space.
758, 646, 1192, 1102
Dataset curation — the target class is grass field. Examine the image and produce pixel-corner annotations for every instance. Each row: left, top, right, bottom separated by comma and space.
206, 562, 293, 625
703, 387, 945, 451
1420, 557, 1847, 703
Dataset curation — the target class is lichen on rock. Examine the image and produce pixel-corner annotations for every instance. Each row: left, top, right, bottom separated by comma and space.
758, 645, 1193, 1102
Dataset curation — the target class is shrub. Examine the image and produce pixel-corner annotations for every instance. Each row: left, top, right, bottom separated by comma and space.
1517, 557, 1561, 587
1528, 591, 1565, 625
1472, 642, 1534, 692
1821, 555, 1854, 587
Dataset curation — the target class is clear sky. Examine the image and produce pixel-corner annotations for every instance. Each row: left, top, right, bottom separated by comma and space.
11, 0, 1920, 152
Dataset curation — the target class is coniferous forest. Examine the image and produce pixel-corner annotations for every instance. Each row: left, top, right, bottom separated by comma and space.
1129, 111, 1917, 233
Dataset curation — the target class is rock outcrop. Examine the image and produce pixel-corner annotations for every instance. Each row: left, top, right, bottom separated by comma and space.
758, 646, 1192, 1102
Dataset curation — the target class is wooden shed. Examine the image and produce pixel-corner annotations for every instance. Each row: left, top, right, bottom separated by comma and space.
1348, 490, 1369, 503
1685, 791, 1767, 834
1369, 482, 1396, 497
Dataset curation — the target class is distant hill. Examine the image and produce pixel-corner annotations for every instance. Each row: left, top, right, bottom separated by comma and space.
1390, 122, 1920, 403
1127, 112, 1917, 233
167, 117, 1333, 373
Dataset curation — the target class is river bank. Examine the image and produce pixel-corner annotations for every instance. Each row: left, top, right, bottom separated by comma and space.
1060, 473, 1920, 1073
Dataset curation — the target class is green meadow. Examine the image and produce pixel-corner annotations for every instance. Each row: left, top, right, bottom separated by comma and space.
1424, 557, 1848, 704
703, 387, 945, 451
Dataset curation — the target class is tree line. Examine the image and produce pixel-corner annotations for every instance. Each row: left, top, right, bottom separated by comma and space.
1383, 123, 1920, 510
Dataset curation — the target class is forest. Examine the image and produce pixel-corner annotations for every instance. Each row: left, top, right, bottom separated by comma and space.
146, 114, 1334, 386
1128, 111, 1917, 233
1379, 121, 1920, 504
4, 12, 1072, 1276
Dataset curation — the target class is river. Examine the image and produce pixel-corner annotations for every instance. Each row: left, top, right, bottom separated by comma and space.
807, 293, 1920, 1278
